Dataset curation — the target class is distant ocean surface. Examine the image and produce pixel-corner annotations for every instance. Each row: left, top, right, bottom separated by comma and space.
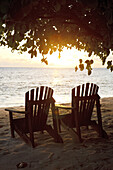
0, 67, 113, 107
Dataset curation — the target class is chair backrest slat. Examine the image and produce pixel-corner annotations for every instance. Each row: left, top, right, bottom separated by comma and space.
36, 87, 39, 100
31, 89, 34, 101
39, 86, 44, 100
47, 87, 53, 98
81, 84, 85, 96
77, 85, 80, 96
84, 83, 93, 120
39, 86, 52, 128
44, 86, 48, 99
89, 83, 93, 95
25, 91, 29, 111
34, 87, 39, 117
79, 84, 85, 118
85, 83, 89, 96
37, 86, 44, 126
37, 86, 47, 128
81, 83, 89, 120
88, 84, 99, 120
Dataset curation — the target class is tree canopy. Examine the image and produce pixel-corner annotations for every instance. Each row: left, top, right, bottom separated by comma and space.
0, 0, 113, 74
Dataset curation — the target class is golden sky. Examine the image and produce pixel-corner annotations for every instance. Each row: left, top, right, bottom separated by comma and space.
0, 46, 112, 68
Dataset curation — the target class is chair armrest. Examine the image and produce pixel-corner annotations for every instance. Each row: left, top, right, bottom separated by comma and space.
5, 108, 26, 114
53, 104, 76, 133
55, 104, 75, 110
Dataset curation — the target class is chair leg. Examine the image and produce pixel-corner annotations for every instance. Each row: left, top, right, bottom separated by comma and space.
101, 129, 108, 139
60, 120, 82, 143
52, 108, 61, 133
9, 111, 15, 138
30, 133, 35, 148
76, 124, 82, 142
45, 125, 63, 143
55, 108, 61, 133
28, 119, 35, 147
95, 97, 108, 138
74, 111, 82, 142
90, 121, 108, 139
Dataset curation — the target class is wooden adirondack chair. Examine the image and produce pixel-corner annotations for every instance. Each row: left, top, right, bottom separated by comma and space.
5, 86, 63, 147
55, 83, 108, 142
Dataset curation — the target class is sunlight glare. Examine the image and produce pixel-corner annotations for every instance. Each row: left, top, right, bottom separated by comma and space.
46, 47, 88, 68
0, 45, 106, 68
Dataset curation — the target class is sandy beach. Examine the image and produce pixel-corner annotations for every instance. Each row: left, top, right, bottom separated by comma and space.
1, 97, 113, 170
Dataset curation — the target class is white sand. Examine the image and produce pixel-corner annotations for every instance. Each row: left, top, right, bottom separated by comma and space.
0, 98, 113, 170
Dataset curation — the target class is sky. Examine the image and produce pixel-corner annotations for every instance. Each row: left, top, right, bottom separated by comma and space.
0, 46, 113, 68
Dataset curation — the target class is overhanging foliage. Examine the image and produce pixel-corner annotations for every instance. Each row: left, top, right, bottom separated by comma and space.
0, 0, 113, 74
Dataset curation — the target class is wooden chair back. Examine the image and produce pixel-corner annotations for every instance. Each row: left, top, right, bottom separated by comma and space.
72, 83, 99, 126
25, 86, 53, 131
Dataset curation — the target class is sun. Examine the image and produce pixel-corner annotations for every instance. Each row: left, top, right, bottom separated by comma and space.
46, 47, 88, 68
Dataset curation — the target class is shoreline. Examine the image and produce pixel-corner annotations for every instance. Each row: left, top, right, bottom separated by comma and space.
0, 97, 113, 169
1, 96, 113, 109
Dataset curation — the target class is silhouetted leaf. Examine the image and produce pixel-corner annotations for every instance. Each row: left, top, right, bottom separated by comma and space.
58, 52, 61, 59
75, 66, 78, 72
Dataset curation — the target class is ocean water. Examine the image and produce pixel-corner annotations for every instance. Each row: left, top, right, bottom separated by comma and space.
0, 67, 113, 107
